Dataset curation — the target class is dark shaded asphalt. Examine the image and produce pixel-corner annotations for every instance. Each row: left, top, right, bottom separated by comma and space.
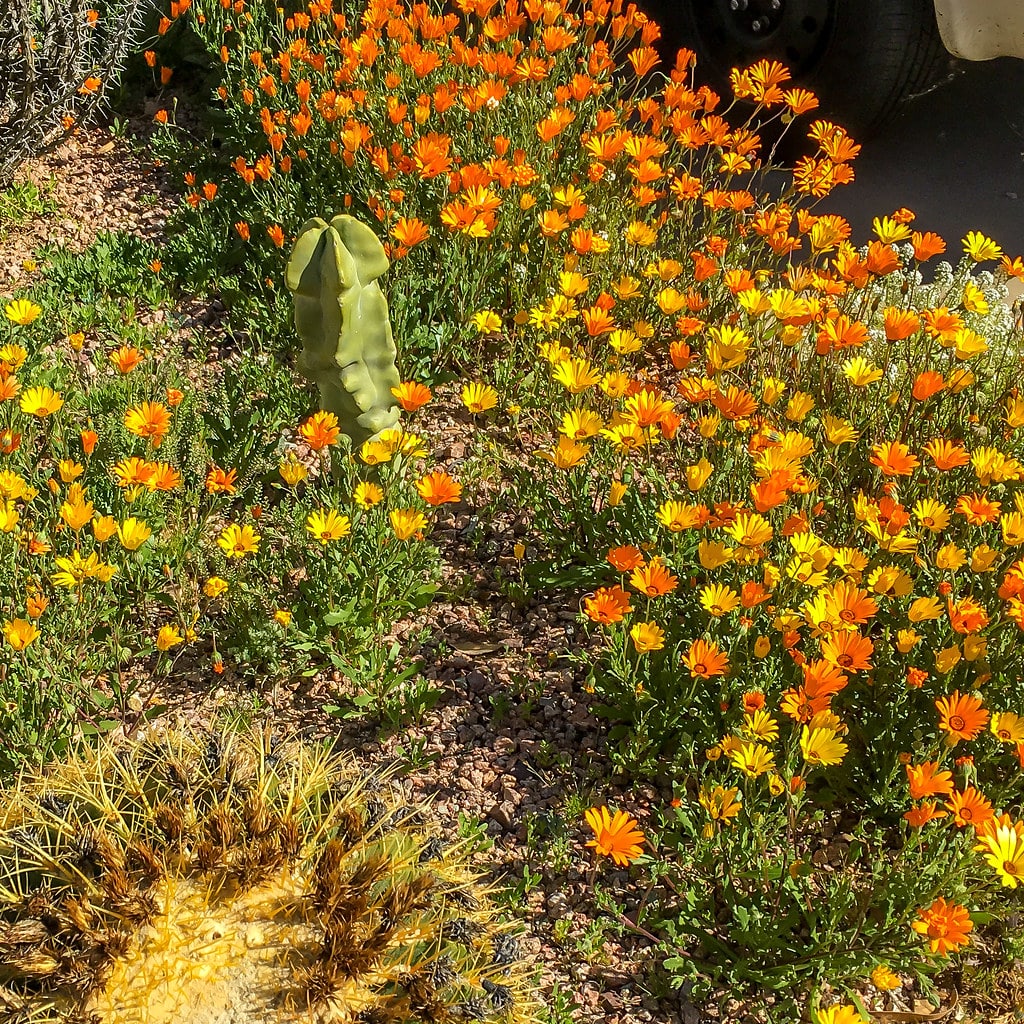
822, 56, 1024, 253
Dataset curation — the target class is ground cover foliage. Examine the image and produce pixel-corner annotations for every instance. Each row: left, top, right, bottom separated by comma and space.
1, 0, 1024, 1021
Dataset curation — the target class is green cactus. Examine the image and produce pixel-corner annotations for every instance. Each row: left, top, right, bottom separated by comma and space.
0, 726, 536, 1024
286, 214, 402, 449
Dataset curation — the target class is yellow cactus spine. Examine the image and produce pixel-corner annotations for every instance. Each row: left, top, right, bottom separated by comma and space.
0, 727, 536, 1023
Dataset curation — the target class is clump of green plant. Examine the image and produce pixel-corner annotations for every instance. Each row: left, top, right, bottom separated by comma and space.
504, 185, 1024, 1017
647, 773, 1008, 1018
0, 726, 536, 1023
0, 180, 60, 240
149, 0, 835, 375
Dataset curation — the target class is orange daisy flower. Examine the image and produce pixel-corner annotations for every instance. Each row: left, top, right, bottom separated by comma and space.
924, 439, 971, 471
912, 230, 946, 261
865, 241, 899, 275
870, 440, 920, 477
391, 380, 432, 412
415, 470, 462, 506
607, 545, 645, 571
742, 690, 766, 713
936, 690, 989, 743
780, 684, 832, 723
124, 401, 171, 447
110, 345, 144, 374
904, 801, 947, 827
0, 373, 21, 401
912, 371, 945, 401
906, 667, 929, 688
113, 456, 155, 489
998, 562, 1024, 603
905, 760, 954, 799
782, 87, 818, 115
883, 307, 921, 341
583, 586, 632, 625
147, 462, 182, 491
820, 630, 873, 672
947, 596, 989, 635
391, 216, 430, 249
411, 133, 453, 179
803, 659, 850, 696
682, 638, 729, 679
1000, 254, 1024, 280
205, 466, 238, 494
628, 557, 678, 597
824, 580, 877, 626
911, 898, 973, 956
740, 581, 771, 608
955, 493, 1001, 526
584, 806, 646, 866
711, 384, 758, 421
946, 787, 994, 831
299, 410, 341, 450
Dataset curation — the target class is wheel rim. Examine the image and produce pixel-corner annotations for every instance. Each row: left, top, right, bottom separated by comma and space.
692, 0, 837, 79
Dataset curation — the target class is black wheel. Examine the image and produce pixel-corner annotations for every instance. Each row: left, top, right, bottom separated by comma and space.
642, 0, 948, 135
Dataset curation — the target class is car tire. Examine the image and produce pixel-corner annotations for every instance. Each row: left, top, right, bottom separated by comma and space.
644, 0, 948, 135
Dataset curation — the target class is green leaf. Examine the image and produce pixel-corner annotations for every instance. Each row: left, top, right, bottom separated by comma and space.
323, 704, 361, 720
80, 719, 119, 736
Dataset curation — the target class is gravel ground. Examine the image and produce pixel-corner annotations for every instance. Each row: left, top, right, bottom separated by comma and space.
0, 127, 173, 294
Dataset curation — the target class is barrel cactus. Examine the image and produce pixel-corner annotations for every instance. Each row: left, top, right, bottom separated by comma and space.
0, 727, 534, 1023
286, 215, 403, 450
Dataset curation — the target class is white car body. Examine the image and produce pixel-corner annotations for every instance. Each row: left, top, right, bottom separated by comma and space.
934, 0, 1024, 59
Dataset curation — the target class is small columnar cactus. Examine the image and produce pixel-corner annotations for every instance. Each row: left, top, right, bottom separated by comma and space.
0, 727, 535, 1024
287, 215, 402, 449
